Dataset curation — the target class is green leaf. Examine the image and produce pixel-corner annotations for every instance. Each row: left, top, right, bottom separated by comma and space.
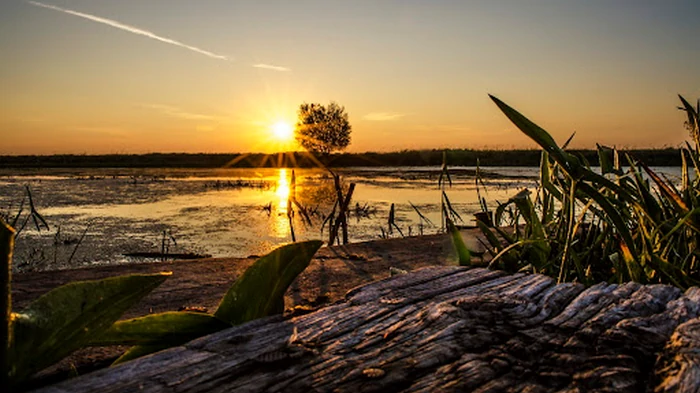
489, 95, 573, 172
112, 344, 172, 366
561, 131, 576, 150
447, 218, 471, 266
619, 240, 645, 284
679, 95, 699, 131
476, 220, 502, 249
214, 240, 322, 325
626, 154, 663, 224
684, 142, 700, 179
511, 190, 546, 240
596, 144, 615, 175
90, 312, 229, 347
9, 272, 170, 383
641, 163, 689, 213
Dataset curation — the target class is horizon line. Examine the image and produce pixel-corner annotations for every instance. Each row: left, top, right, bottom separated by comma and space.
0, 146, 685, 157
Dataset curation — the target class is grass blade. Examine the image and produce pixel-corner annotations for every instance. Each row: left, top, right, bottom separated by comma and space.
409, 201, 435, 228
641, 163, 689, 213
576, 182, 638, 260
447, 218, 471, 266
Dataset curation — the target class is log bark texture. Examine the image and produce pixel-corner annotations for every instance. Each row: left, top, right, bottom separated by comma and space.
33, 267, 700, 393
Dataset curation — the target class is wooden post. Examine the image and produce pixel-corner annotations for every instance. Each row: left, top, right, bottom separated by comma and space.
340, 183, 355, 244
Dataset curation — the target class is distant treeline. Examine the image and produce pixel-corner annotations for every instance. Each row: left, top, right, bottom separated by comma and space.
0, 148, 684, 168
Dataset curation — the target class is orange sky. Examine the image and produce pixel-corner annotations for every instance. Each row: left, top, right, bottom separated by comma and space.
1, 1, 699, 155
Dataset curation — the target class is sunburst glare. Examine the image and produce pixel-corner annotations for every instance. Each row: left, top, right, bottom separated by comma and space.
272, 121, 294, 142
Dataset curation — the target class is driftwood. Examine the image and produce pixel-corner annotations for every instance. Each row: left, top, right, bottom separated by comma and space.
34, 266, 700, 393
122, 252, 212, 260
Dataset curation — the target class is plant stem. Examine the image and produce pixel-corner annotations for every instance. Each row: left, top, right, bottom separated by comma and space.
1, 219, 15, 390
558, 180, 577, 284
67, 221, 91, 265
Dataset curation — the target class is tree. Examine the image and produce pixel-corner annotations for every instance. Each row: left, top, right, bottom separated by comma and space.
295, 102, 351, 155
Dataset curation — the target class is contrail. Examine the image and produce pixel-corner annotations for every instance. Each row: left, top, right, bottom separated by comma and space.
252, 63, 290, 72
26, 1, 229, 61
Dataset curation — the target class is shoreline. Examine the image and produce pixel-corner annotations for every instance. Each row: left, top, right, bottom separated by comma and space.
13, 233, 474, 311
0, 148, 684, 169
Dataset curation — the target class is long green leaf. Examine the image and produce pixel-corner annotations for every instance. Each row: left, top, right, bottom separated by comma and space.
684, 142, 700, 179
619, 240, 645, 284
626, 154, 663, 224
489, 95, 572, 171
215, 240, 322, 325
511, 190, 545, 240
641, 163, 689, 213
681, 149, 689, 201
679, 95, 699, 133
540, 151, 562, 201
596, 144, 615, 175
91, 312, 229, 347
476, 220, 503, 249
562, 131, 576, 149
9, 272, 170, 383
447, 218, 471, 266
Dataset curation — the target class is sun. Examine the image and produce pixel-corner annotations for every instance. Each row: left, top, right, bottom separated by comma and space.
271, 121, 294, 142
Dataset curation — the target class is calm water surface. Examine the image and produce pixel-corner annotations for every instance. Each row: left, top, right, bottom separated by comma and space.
0, 166, 680, 271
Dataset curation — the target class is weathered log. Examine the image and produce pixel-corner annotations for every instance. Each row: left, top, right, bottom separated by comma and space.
122, 252, 212, 260
33, 267, 700, 393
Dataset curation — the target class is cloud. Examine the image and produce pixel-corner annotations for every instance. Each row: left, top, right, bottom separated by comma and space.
26, 1, 229, 61
252, 63, 291, 72
140, 104, 219, 121
363, 112, 406, 121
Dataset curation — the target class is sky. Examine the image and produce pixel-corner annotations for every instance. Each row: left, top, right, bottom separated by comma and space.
1, 0, 699, 155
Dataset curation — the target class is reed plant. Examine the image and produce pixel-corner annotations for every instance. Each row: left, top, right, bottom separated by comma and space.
475, 95, 700, 289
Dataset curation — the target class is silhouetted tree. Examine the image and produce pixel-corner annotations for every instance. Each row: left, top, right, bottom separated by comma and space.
295, 102, 351, 155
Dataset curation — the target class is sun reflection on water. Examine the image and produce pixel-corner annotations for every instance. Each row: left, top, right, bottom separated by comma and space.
276, 168, 290, 210
273, 168, 291, 238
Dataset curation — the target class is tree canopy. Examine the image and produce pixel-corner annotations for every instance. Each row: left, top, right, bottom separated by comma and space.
295, 102, 351, 155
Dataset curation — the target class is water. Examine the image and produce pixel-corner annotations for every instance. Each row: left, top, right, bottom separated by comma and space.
0, 166, 681, 272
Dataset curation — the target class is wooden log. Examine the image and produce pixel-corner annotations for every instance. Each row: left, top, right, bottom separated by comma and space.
33, 267, 700, 393
654, 289, 700, 393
